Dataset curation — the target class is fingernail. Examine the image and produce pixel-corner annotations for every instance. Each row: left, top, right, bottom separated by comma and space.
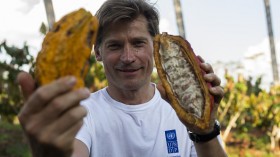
80, 88, 90, 96
67, 76, 77, 86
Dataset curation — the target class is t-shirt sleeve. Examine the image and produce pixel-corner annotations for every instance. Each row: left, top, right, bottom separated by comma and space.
190, 141, 198, 157
75, 120, 91, 154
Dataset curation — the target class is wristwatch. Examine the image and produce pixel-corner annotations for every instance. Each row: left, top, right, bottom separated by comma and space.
188, 120, 220, 143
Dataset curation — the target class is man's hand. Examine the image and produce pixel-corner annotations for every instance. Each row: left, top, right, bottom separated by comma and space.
17, 72, 89, 157
197, 55, 224, 133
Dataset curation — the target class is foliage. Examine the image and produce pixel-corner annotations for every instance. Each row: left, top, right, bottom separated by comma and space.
0, 41, 34, 122
219, 72, 280, 130
85, 54, 107, 92
39, 22, 48, 35
219, 70, 280, 152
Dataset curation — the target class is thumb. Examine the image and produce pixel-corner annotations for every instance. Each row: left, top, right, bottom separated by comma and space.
17, 72, 36, 100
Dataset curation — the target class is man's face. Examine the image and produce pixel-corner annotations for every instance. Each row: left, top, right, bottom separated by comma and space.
97, 16, 154, 91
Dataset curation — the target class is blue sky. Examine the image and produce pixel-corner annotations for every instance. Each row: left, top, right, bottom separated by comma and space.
1, 0, 280, 64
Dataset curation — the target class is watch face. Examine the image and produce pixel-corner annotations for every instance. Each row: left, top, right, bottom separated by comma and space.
215, 120, 221, 129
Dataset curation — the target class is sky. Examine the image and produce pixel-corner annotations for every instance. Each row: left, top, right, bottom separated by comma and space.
1, 0, 280, 87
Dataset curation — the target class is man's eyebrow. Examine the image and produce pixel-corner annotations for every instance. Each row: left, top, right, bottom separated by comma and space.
104, 37, 149, 44
104, 39, 120, 44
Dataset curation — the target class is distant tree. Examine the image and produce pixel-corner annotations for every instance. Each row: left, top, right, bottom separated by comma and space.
219, 71, 280, 151
0, 41, 34, 123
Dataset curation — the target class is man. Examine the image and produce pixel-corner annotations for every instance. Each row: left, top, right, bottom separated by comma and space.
17, 0, 228, 156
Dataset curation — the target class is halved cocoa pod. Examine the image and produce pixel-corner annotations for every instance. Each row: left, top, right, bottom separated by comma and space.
35, 8, 99, 89
154, 32, 214, 130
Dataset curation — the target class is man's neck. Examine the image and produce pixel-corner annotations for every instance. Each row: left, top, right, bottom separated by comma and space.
106, 83, 155, 105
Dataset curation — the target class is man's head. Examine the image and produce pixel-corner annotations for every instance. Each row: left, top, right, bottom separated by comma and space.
92, 0, 160, 98
94, 0, 159, 52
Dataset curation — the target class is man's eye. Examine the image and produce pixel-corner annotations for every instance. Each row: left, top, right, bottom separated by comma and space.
108, 44, 120, 50
134, 41, 145, 47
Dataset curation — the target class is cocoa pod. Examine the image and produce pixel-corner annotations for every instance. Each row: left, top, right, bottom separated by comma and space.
154, 32, 214, 129
35, 8, 99, 89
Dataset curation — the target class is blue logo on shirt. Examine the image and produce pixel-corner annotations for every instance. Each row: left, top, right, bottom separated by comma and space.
165, 130, 179, 154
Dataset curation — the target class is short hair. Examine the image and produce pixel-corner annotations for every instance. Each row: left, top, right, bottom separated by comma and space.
94, 0, 160, 51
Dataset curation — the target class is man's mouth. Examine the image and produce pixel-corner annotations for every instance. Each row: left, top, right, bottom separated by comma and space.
118, 68, 140, 72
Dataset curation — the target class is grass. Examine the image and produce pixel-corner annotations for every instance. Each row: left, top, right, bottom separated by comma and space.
0, 122, 31, 157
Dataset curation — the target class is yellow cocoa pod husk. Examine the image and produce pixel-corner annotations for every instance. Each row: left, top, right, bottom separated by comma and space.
35, 8, 99, 89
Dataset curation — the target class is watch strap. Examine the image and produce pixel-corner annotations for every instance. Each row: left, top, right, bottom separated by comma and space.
188, 120, 221, 143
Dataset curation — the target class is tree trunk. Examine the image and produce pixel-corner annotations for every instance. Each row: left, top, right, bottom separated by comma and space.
43, 0, 56, 31
219, 93, 234, 121
264, 0, 279, 83
222, 111, 241, 141
269, 125, 280, 150
173, 0, 186, 39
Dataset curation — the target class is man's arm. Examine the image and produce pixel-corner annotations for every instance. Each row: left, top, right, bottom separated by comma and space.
72, 139, 89, 157
194, 137, 227, 157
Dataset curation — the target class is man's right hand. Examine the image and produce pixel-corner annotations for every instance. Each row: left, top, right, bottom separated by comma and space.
17, 72, 89, 157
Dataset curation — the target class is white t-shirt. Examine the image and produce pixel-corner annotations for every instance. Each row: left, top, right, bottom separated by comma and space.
76, 86, 197, 157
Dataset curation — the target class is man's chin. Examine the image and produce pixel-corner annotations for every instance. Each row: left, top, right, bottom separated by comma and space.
121, 80, 146, 91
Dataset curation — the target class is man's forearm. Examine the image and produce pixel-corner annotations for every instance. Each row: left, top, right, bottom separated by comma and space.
193, 137, 228, 157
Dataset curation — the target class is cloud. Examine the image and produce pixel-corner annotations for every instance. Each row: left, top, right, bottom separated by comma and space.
241, 38, 280, 89
243, 38, 280, 62
17, 0, 41, 14
213, 38, 280, 90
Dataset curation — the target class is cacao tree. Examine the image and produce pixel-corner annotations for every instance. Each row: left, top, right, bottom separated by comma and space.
219, 70, 280, 150
0, 41, 34, 123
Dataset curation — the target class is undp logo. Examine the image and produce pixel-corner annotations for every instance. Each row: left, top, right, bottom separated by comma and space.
166, 132, 176, 140
165, 129, 179, 154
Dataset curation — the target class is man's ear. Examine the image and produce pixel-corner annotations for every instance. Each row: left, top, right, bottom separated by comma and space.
94, 46, 102, 61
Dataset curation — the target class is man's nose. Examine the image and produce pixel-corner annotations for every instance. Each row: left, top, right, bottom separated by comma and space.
120, 45, 136, 63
